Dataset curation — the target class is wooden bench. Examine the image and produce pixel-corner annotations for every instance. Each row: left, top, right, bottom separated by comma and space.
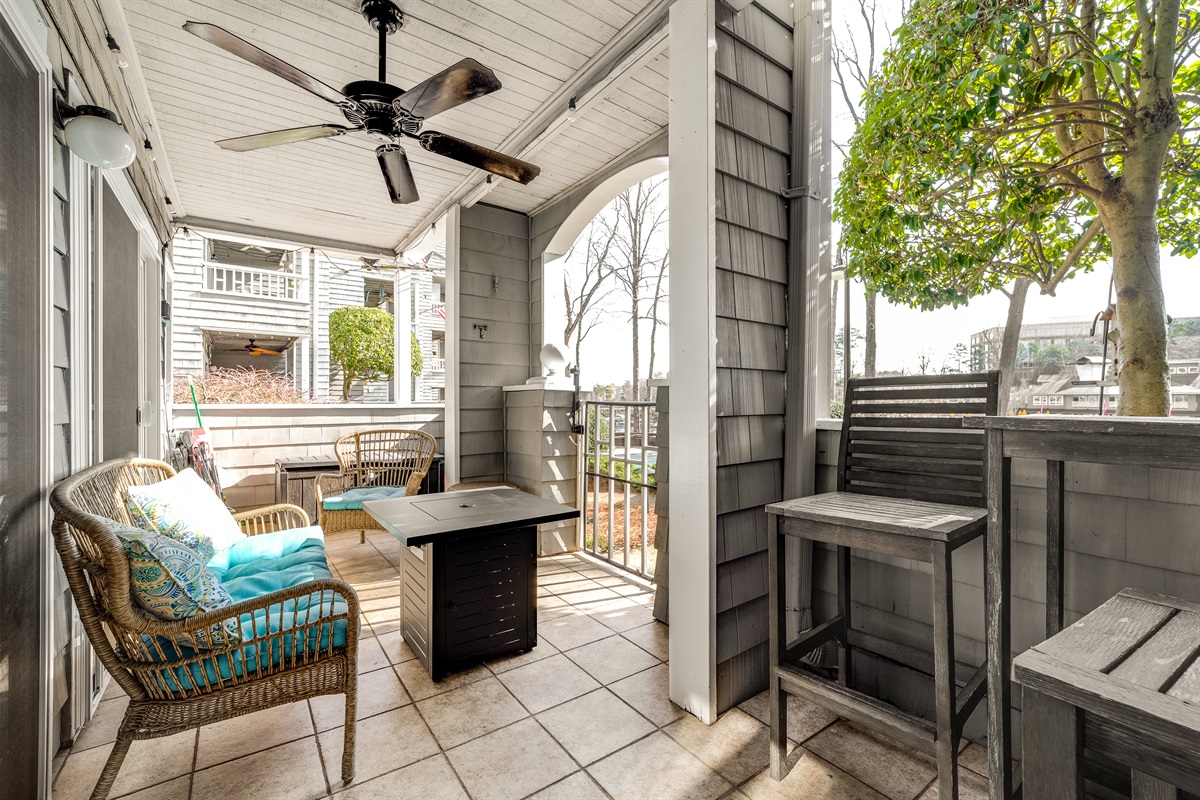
767, 372, 999, 800
1014, 588, 1200, 799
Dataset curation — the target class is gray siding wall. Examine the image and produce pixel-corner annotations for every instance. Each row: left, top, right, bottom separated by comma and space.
712, 1, 794, 713
504, 388, 579, 554
653, 385, 670, 623
169, 405, 444, 511
813, 424, 1200, 737
458, 203, 531, 481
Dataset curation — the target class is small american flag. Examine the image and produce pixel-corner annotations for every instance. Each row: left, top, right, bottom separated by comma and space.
435, 304, 446, 320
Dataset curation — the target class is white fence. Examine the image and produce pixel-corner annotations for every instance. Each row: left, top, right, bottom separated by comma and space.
204, 264, 305, 301
171, 404, 444, 510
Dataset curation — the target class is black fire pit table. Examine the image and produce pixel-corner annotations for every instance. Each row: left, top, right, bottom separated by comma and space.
363, 487, 580, 681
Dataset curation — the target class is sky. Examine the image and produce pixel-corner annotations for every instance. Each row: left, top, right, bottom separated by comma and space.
562, 1, 1199, 384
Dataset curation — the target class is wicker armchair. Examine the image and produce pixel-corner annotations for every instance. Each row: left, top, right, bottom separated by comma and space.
316, 429, 437, 543
50, 458, 359, 800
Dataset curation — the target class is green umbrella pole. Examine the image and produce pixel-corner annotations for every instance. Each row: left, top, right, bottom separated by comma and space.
189, 376, 204, 429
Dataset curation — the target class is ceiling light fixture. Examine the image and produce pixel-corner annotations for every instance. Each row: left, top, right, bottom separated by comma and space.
55, 98, 137, 169
143, 137, 156, 161
567, 96, 578, 123
105, 32, 129, 69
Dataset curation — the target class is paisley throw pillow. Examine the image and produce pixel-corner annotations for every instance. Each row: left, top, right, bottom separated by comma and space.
125, 468, 245, 560
116, 525, 241, 650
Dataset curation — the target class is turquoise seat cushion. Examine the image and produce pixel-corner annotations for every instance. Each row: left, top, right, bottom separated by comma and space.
322, 485, 407, 511
141, 526, 356, 691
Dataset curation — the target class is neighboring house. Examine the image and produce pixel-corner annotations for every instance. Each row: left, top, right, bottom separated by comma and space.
170, 231, 445, 403
399, 247, 448, 404
1014, 356, 1200, 416
970, 319, 1097, 373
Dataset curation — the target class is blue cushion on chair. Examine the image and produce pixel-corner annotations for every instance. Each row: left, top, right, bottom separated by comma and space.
142, 527, 356, 691
322, 486, 407, 511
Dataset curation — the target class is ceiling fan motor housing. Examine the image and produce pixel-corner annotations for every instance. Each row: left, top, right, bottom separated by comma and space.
360, 0, 404, 34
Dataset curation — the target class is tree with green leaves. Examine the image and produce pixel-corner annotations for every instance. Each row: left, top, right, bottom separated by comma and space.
836, 0, 1200, 414
329, 306, 394, 401
410, 331, 423, 377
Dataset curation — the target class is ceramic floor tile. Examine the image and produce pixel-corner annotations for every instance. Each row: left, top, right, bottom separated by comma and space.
739, 747, 888, 800
445, 717, 576, 800
584, 597, 659, 632
71, 696, 129, 752
101, 678, 128, 702
116, 776, 191, 799
196, 699, 315, 768
609, 664, 685, 727
805, 721, 937, 800
362, 604, 406, 635
526, 771, 609, 800
53, 730, 197, 800
565, 586, 625, 605
310, 665, 411, 731
663, 707, 771, 785
376, 629, 418, 664
395, 658, 492, 702
497, 653, 600, 713
485, 639, 559, 674
334, 754, 468, 800
416, 676, 529, 749
738, 690, 839, 745
621, 621, 669, 660
319, 705, 441, 786
536, 688, 655, 765
916, 767, 988, 800
957, 742, 989, 777
357, 636, 390, 674
587, 731, 732, 800
538, 610, 614, 651
564, 634, 659, 684
547, 578, 609, 598
192, 737, 327, 800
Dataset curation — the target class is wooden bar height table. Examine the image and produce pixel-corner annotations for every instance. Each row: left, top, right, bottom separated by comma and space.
363, 487, 579, 681
961, 415, 1200, 800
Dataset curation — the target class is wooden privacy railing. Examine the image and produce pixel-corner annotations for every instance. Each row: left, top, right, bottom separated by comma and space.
205, 263, 304, 301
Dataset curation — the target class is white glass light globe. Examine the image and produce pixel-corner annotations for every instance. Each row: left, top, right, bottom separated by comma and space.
64, 107, 136, 169
539, 343, 570, 376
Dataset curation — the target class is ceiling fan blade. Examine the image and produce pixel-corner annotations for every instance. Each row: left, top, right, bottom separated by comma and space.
216, 124, 357, 152
417, 131, 540, 185
183, 22, 353, 108
393, 58, 502, 120
376, 144, 420, 204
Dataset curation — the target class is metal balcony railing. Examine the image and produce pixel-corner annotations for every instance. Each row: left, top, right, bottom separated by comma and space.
580, 400, 659, 579
204, 264, 305, 301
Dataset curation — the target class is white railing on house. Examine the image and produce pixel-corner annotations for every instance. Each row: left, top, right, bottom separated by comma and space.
428, 357, 446, 372
204, 264, 305, 301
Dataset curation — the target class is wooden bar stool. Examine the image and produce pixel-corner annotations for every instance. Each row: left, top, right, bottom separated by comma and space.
767, 372, 999, 800
1014, 588, 1200, 799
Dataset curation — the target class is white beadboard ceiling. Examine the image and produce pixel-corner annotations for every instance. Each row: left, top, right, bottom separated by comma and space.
120, 0, 668, 253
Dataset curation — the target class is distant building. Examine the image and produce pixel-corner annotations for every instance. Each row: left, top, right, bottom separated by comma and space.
1013, 356, 1200, 416
170, 231, 445, 403
970, 319, 1098, 372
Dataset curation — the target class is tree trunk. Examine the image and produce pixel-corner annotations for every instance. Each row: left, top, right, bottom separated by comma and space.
997, 278, 1032, 414
830, 278, 839, 404
342, 371, 353, 401
864, 289, 877, 377
1108, 209, 1170, 415
631, 291, 640, 401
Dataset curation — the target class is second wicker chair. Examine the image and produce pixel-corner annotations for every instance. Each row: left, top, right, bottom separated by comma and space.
317, 429, 437, 543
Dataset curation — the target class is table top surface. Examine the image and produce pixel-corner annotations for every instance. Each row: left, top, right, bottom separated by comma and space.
1013, 588, 1200, 727
363, 487, 580, 546
962, 414, 1200, 436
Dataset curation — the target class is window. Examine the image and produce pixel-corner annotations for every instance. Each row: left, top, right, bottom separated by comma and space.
207, 238, 288, 270
1031, 395, 1046, 404
1047, 395, 1064, 406
1075, 395, 1099, 408
1172, 394, 1189, 408
1189, 366, 1199, 373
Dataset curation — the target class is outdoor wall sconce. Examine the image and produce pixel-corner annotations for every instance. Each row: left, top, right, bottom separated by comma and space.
473, 324, 488, 339
55, 96, 137, 169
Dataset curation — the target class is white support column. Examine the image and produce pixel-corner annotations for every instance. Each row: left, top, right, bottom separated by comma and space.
444, 205, 462, 487
667, 0, 718, 724
395, 272, 413, 405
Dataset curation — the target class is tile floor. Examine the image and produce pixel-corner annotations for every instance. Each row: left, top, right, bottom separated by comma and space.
53, 531, 992, 800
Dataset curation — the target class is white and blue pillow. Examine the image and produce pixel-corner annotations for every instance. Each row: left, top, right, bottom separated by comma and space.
114, 524, 241, 650
125, 468, 245, 559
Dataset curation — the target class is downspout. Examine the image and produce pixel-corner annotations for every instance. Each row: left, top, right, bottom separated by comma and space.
782, 0, 833, 642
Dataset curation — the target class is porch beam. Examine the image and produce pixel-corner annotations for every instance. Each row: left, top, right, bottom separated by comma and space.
394, 0, 674, 254
667, 0, 718, 725
177, 216, 396, 261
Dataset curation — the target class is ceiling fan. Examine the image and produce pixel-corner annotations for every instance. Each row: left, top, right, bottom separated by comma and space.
183, 0, 540, 204
245, 339, 284, 357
